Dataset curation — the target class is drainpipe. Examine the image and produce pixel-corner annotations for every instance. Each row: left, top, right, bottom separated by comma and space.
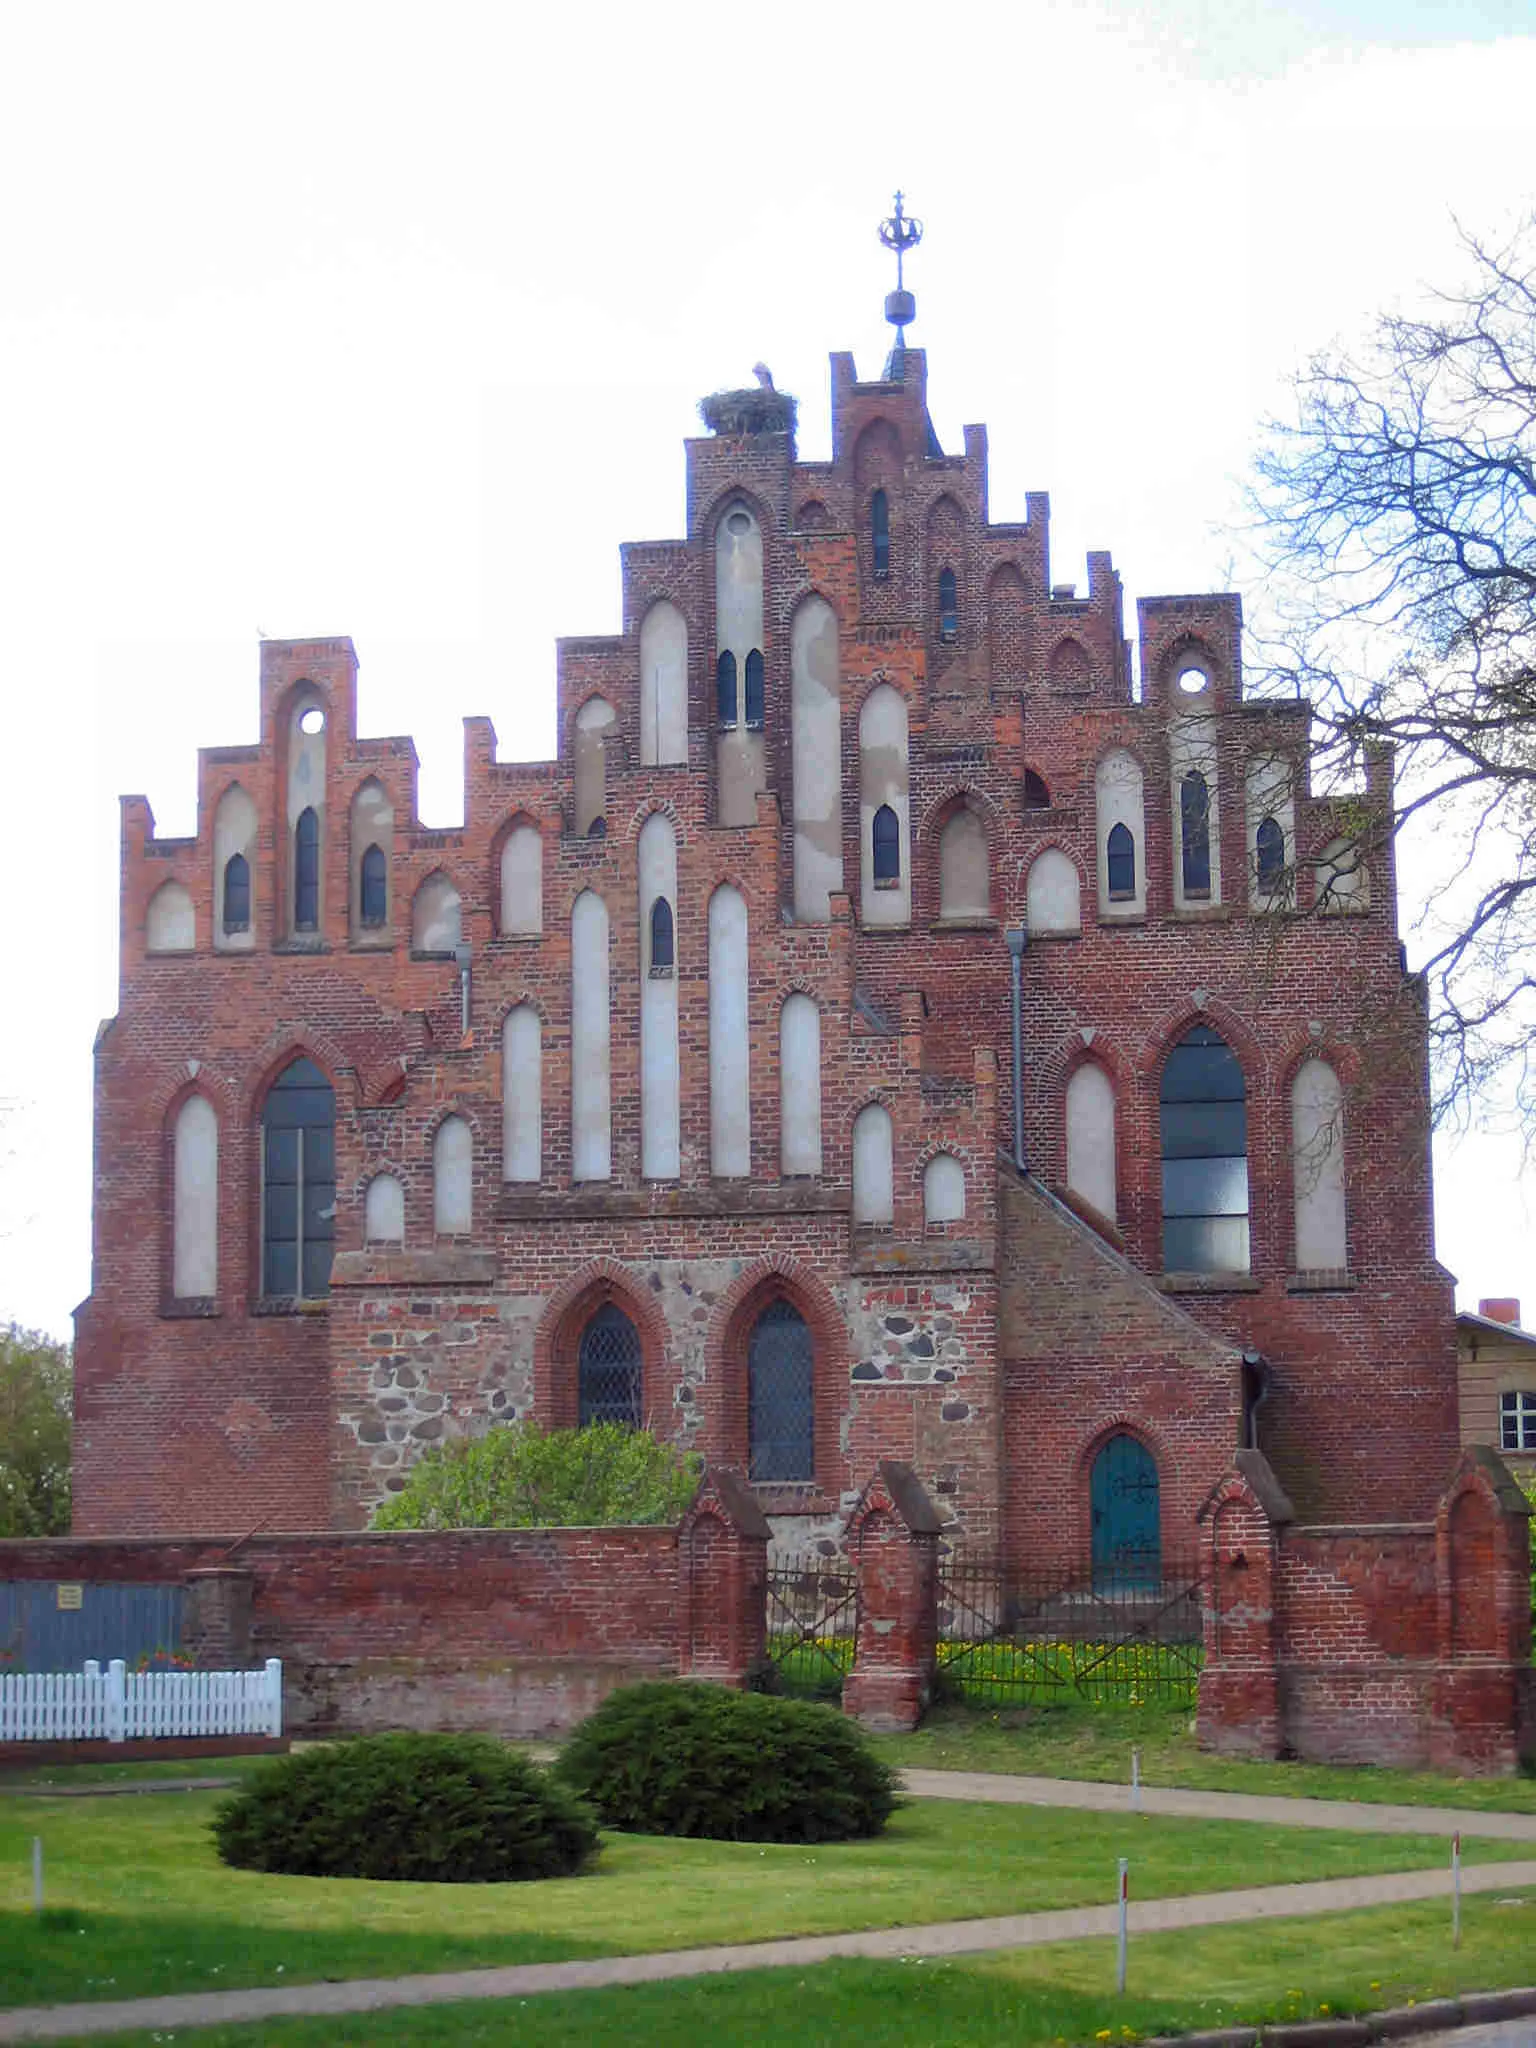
1005, 925, 1028, 1174
453, 942, 472, 1037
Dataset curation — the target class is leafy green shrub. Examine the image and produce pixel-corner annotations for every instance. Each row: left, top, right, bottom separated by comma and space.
372, 1420, 703, 1531
213, 1732, 599, 1882
557, 1681, 901, 1843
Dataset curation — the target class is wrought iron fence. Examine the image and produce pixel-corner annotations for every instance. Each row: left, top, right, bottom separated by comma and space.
937, 1552, 1204, 1707
763, 1555, 859, 1699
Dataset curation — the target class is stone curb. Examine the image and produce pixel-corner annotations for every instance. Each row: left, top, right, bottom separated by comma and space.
1145, 1983, 1536, 2045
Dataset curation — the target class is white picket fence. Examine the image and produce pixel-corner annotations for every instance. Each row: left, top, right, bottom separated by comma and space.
0, 1658, 282, 1743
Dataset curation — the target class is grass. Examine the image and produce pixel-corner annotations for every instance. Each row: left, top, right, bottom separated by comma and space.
28, 1889, 1536, 2045
3, 1784, 1529, 2009
0, 1756, 271, 1793
877, 1700, 1536, 1814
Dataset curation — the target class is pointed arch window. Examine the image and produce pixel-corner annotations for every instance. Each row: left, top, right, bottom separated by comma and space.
1106, 822, 1135, 901
1160, 1024, 1249, 1274
716, 650, 737, 727
649, 896, 675, 972
1024, 769, 1051, 809
872, 803, 900, 883
1255, 815, 1285, 895
937, 567, 958, 641
294, 807, 320, 931
222, 853, 251, 933
578, 1303, 642, 1429
261, 1056, 335, 1299
871, 489, 890, 578
748, 1298, 814, 1482
359, 843, 387, 927
1180, 772, 1211, 898
743, 648, 765, 728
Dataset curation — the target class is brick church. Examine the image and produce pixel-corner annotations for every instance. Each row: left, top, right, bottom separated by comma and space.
75, 206, 1460, 1579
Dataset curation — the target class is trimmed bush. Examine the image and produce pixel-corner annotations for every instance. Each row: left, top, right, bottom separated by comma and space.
371, 1420, 702, 1532
557, 1681, 901, 1843
213, 1732, 599, 1882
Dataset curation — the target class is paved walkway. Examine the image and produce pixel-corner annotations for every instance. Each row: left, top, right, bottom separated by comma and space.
4, 1858, 1535, 2041
903, 1770, 1536, 1842
3, 1772, 1536, 2042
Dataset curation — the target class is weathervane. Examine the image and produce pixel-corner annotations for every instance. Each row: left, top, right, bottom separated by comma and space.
879, 190, 923, 347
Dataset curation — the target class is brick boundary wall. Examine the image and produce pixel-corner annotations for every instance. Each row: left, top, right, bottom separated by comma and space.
1197, 1446, 1535, 1775
0, 1468, 769, 1741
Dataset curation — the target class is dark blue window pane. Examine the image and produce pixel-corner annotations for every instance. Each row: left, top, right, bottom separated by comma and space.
649, 897, 674, 969
261, 1057, 335, 1299
1160, 1099, 1248, 1160
1106, 822, 1135, 899
223, 853, 250, 933
871, 490, 890, 577
938, 567, 957, 638
294, 808, 320, 930
716, 650, 737, 726
749, 1300, 813, 1482
872, 804, 900, 882
1180, 773, 1211, 895
1159, 1025, 1249, 1274
1162, 1156, 1250, 1218
744, 648, 765, 727
1256, 816, 1284, 893
360, 843, 387, 926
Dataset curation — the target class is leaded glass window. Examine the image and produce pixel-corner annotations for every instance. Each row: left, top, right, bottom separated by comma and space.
261, 1056, 335, 1299
578, 1304, 642, 1429
744, 649, 765, 728
649, 896, 674, 970
748, 1299, 813, 1482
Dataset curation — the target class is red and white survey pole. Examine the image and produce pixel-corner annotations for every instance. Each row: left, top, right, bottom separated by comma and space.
1452, 1830, 1462, 1950
1117, 1857, 1129, 1992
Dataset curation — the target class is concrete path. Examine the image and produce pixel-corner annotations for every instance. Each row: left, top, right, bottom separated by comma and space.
902, 1770, 1536, 1843
3, 1858, 1536, 2042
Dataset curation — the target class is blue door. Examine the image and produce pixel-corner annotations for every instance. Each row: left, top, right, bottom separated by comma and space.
1091, 1434, 1160, 1592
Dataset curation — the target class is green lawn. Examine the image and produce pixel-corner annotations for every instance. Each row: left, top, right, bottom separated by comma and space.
877, 1701, 1536, 1813
32, 1889, 1536, 2046
3, 1785, 1528, 2010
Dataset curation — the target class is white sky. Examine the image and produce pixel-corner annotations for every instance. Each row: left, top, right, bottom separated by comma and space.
1, 0, 1533, 1341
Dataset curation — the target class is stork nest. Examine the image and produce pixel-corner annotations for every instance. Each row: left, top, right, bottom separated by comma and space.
698, 387, 798, 438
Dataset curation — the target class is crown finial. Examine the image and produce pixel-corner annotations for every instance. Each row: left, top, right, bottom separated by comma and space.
879, 190, 923, 349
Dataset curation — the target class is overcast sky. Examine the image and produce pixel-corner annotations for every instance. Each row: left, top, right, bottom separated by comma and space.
2, 0, 1533, 1340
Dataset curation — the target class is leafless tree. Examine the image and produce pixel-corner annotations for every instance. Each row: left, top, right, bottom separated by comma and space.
1246, 215, 1536, 1134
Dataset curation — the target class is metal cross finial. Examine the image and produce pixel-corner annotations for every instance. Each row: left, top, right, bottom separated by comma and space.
879, 190, 923, 293
879, 191, 923, 354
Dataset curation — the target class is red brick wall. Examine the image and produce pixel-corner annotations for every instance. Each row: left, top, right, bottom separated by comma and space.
1199, 1451, 1534, 1774
76, 338, 1458, 1572
0, 1522, 745, 1738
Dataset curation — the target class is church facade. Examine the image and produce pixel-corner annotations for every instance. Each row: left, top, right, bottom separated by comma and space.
75, 307, 1460, 1576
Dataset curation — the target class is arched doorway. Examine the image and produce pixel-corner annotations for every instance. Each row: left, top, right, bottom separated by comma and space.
1090, 1433, 1160, 1592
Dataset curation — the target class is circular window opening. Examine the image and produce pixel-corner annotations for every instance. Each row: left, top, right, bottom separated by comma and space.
1176, 666, 1210, 696
298, 705, 326, 734
727, 510, 751, 535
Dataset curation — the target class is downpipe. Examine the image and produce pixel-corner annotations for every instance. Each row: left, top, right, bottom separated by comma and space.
1006, 925, 1028, 1174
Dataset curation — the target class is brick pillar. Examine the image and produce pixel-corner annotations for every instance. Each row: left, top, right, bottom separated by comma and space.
678, 1467, 770, 1687
1430, 1446, 1536, 1774
1195, 1450, 1293, 1760
843, 1461, 941, 1733
183, 1568, 255, 1669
